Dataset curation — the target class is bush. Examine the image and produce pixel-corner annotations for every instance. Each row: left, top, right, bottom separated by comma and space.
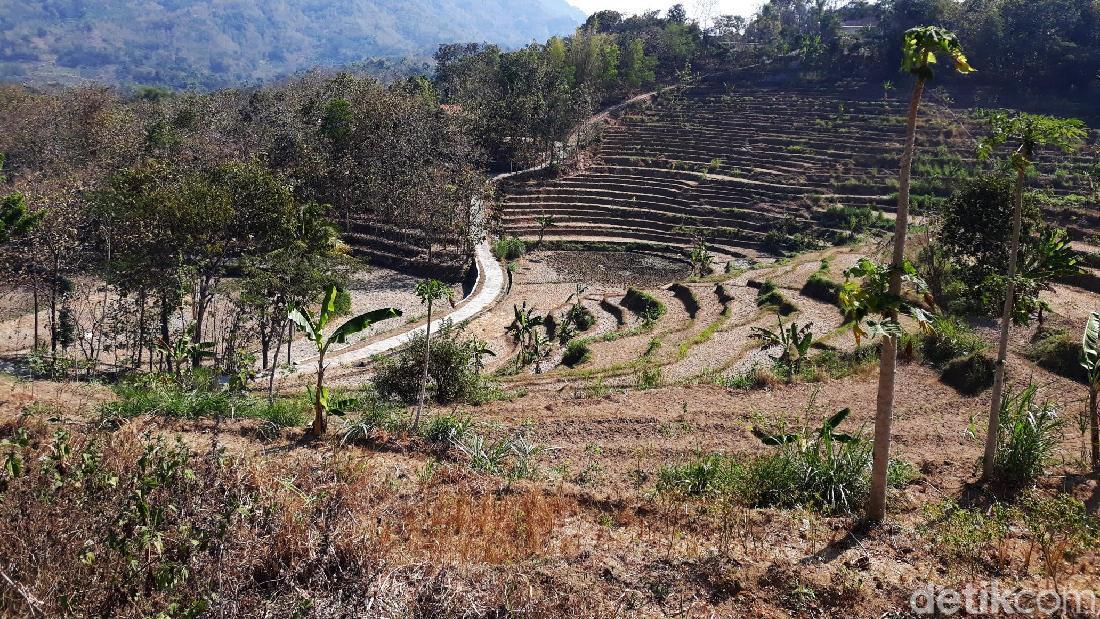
622, 288, 666, 324
566, 303, 596, 331
992, 385, 1063, 493
745, 439, 871, 515
636, 365, 662, 390
941, 352, 996, 395
561, 340, 592, 367
492, 236, 526, 261
756, 281, 798, 316
921, 316, 987, 367
820, 205, 891, 233
421, 413, 473, 446
374, 321, 490, 406
1027, 329, 1087, 383
801, 272, 842, 305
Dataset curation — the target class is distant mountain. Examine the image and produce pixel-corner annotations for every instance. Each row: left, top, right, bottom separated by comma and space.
0, 0, 586, 89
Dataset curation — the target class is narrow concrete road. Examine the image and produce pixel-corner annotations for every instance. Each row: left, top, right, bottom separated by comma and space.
314, 236, 504, 369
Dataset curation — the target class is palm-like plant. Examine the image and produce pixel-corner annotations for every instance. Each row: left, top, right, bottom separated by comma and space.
976, 111, 1087, 481
290, 285, 401, 436
862, 25, 973, 523
536, 214, 557, 246
413, 279, 453, 427
690, 240, 713, 277
1081, 312, 1100, 471
750, 315, 814, 382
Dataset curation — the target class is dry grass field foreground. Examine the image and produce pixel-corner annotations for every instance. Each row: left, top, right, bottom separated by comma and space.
2, 241, 1099, 618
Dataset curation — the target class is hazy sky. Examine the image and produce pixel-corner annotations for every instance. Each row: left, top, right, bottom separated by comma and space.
565, 0, 763, 20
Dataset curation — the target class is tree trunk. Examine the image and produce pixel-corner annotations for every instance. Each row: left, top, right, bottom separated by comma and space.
160, 298, 172, 375
135, 291, 146, 370
982, 163, 1028, 481
414, 298, 434, 427
867, 77, 925, 524
31, 287, 39, 352
1090, 387, 1098, 471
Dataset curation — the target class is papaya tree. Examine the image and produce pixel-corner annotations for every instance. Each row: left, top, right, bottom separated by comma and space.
413, 279, 453, 427
1081, 312, 1100, 471
290, 285, 401, 436
859, 26, 973, 523
977, 112, 1086, 481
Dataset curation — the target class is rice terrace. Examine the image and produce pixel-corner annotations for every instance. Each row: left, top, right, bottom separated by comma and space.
1, 1, 1100, 617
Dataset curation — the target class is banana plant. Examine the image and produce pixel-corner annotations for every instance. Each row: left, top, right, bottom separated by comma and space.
753, 408, 858, 448
1081, 311, 1100, 471
290, 285, 401, 436
750, 314, 814, 382
154, 324, 214, 379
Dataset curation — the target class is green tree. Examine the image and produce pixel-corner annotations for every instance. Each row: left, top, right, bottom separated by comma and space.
621, 38, 657, 88
863, 25, 973, 523
977, 111, 1087, 481
413, 279, 454, 427
289, 285, 400, 436
0, 191, 40, 245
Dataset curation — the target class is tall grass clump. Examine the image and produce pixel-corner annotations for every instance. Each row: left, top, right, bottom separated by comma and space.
991, 384, 1063, 493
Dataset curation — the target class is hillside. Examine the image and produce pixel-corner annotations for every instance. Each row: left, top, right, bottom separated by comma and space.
0, 0, 585, 88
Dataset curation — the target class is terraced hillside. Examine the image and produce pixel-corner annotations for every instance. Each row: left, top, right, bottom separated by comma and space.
499, 79, 1100, 256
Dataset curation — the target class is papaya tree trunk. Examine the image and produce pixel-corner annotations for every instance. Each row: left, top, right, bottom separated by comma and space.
867, 76, 925, 523
982, 161, 1027, 480
414, 298, 434, 427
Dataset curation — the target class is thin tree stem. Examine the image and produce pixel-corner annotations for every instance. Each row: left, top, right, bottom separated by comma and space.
982, 163, 1027, 480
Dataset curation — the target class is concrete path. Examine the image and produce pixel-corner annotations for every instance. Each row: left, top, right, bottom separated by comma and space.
311, 235, 503, 369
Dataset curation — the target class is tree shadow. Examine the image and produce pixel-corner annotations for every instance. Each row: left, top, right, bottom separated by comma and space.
801, 520, 875, 565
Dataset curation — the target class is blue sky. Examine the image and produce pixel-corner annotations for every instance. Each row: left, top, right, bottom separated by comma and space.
565, 0, 762, 20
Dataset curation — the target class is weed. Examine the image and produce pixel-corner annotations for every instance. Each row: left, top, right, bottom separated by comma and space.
941, 352, 996, 395
421, 413, 473, 446
636, 365, 663, 390
562, 340, 592, 367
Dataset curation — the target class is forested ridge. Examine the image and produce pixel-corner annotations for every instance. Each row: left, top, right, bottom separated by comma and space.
0, 0, 585, 89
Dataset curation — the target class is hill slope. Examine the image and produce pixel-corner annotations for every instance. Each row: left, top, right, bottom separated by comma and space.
0, 0, 585, 89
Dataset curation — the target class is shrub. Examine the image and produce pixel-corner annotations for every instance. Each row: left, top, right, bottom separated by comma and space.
820, 205, 890, 233
922, 500, 1015, 574
561, 340, 592, 367
623, 288, 666, 324
374, 322, 490, 406
921, 316, 987, 367
941, 352, 995, 395
636, 365, 662, 390
566, 303, 596, 331
421, 413, 473, 446
1021, 493, 1100, 585
1027, 329, 1087, 383
801, 272, 842, 305
992, 384, 1063, 492
756, 281, 798, 316
492, 236, 526, 261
